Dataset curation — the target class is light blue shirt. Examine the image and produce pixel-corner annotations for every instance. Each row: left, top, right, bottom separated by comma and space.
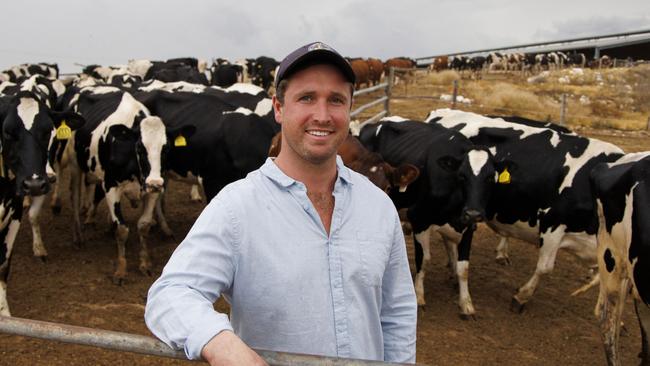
145, 157, 417, 363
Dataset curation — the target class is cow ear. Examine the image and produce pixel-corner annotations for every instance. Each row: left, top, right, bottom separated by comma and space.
393, 163, 420, 192
108, 125, 136, 141
50, 109, 86, 130
180, 124, 196, 138
438, 156, 461, 172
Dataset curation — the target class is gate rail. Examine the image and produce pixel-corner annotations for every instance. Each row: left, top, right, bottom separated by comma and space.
0, 315, 419, 366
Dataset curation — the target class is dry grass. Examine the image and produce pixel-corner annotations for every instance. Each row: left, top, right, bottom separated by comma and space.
478, 82, 557, 113
351, 65, 650, 130
421, 70, 461, 86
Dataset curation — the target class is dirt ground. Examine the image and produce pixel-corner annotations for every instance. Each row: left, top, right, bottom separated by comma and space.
1, 123, 649, 365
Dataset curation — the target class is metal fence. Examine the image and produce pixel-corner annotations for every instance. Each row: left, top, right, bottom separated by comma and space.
0, 315, 419, 366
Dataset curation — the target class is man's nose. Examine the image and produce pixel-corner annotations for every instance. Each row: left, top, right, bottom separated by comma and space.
312, 100, 331, 122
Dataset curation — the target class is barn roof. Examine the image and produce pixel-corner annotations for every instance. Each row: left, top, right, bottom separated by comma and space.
417, 28, 650, 64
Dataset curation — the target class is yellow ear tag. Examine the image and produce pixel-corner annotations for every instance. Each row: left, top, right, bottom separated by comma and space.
174, 135, 187, 147
498, 168, 511, 184
56, 121, 72, 140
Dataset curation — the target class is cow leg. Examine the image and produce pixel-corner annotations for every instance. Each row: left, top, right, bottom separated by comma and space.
105, 186, 129, 285
0, 219, 22, 316
456, 227, 477, 319
597, 277, 629, 366
495, 235, 511, 265
154, 193, 173, 238
83, 182, 97, 225
50, 177, 63, 215
512, 226, 565, 312
413, 228, 431, 306
28, 195, 47, 260
440, 233, 458, 281
137, 192, 160, 276
69, 167, 84, 247
635, 299, 650, 365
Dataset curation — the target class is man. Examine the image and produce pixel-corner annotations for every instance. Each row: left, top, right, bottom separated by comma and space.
144, 42, 417, 365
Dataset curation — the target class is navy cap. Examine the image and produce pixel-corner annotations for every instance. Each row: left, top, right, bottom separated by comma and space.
275, 41, 356, 88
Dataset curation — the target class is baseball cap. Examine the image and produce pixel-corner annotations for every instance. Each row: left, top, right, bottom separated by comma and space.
275, 41, 356, 88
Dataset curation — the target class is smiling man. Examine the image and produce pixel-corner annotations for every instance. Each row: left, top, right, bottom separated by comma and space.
145, 42, 417, 365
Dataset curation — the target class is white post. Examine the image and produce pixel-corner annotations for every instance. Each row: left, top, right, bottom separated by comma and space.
452, 80, 459, 109
560, 93, 567, 126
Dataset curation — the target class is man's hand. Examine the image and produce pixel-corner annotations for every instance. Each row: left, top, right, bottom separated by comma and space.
201, 330, 268, 366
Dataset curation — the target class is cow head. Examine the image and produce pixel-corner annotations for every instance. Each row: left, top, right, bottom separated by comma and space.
2, 91, 85, 196
457, 147, 496, 226
134, 116, 169, 193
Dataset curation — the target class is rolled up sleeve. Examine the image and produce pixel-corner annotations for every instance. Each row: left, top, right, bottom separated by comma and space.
145, 194, 240, 360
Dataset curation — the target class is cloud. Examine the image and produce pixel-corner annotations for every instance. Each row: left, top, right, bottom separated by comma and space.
533, 15, 650, 41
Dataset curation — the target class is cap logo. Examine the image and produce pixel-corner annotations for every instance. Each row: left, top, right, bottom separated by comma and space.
308, 42, 332, 52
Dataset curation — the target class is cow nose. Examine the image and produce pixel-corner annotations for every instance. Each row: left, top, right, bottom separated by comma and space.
145, 177, 164, 193
22, 177, 49, 196
463, 209, 484, 223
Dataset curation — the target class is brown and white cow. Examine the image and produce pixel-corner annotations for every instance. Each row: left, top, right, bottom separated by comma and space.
268, 132, 419, 193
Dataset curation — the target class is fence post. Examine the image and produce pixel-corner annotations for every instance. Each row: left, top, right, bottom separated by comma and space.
646, 116, 650, 131
560, 93, 567, 125
386, 67, 395, 116
451, 79, 458, 109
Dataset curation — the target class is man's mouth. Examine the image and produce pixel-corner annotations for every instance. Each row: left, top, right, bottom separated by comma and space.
306, 130, 332, 137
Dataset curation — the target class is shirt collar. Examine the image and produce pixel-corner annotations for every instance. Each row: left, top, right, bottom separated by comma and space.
260, 156, 354, 189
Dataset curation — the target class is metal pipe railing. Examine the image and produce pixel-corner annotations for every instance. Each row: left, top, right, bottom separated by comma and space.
353, 82, 389, 97
0, 316, 419, 366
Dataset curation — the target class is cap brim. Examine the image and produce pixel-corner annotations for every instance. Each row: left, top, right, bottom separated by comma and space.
277, 49, 356, 88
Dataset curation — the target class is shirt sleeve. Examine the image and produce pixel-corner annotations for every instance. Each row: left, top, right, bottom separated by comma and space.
381, 212, 418, 363
144, 193, 240, 360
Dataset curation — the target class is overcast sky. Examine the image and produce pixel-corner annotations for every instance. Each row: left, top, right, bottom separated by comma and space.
1, 0, 648, 73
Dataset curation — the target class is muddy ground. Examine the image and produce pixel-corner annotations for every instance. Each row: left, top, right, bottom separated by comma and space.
0, 128, 649, 366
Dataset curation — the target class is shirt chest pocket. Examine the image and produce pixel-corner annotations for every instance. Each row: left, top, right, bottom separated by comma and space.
355, 231, 391, 287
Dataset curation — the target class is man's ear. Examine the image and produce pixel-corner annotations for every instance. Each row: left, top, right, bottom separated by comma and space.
272, 95, 282, 125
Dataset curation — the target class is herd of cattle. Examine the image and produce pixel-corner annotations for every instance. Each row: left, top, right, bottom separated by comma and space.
429, 51, 617, 78
0, 58, 647, 365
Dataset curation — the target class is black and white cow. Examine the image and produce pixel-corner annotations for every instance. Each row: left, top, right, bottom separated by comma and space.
64, 86, 169, 283
535, 53, 549, 72
426, 108, 624, 312
134, 82, 277, 201
0, 63, 59, 83
467, 56, 486, 79
210, 61, 244, 87
486, 52, 506, 72
567, 52, 587, 68
0, 176, 22, 316
359, 116, 496, 317
1, 76, 84, 260
590, 152, 650, 366
250, 56, 279, 91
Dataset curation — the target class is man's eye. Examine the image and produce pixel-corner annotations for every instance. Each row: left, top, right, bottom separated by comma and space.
298, 95, 313, 102
331, 97, 345, 105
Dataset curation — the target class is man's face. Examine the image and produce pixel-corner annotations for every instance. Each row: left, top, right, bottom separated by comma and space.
273, 63, 352, 166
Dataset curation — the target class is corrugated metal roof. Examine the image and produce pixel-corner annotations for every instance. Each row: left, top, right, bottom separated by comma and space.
510, 32, 650, 54
417, 29, 650, 63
